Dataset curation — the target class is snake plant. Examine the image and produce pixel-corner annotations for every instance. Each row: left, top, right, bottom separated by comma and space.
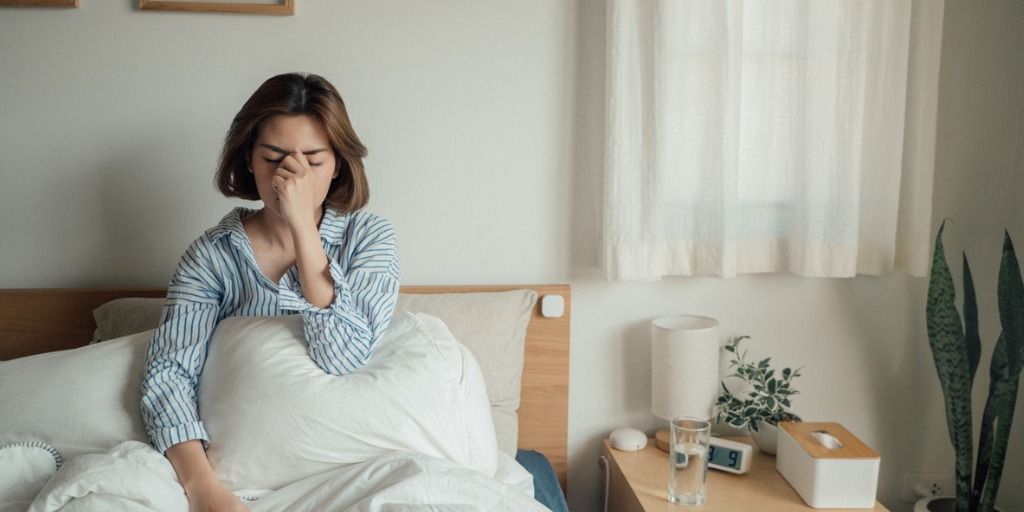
926, 221, 1023, 512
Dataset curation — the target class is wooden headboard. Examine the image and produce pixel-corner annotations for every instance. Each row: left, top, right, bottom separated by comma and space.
0, 284, 571, 490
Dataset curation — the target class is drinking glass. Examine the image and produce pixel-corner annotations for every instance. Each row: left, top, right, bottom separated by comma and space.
668, 416, 711, 506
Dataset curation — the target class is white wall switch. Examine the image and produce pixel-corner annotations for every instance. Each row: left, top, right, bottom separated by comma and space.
541, 294, 564, 318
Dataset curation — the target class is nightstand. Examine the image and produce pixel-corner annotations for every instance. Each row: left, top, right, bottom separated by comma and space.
600, 437, 889, 511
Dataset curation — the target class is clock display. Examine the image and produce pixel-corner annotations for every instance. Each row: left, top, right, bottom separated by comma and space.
708, 444, 742, 470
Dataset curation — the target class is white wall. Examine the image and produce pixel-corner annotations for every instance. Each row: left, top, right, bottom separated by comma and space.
1, 2, 1021, 511
0, 0, 574, 287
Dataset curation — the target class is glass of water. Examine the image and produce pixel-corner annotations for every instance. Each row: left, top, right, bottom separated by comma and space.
668, 416, 711, 506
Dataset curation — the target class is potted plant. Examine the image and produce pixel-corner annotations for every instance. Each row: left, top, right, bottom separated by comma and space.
923, 222, 1022, 512
715, 335, 802, 454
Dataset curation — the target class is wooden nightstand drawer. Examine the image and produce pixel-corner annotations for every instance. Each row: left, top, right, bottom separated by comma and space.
601, 437, 889, 512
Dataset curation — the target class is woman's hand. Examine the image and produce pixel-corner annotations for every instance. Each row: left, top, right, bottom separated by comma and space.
184, 476, 250, 512
267, 150, 336, 309
272, 151, 320, 232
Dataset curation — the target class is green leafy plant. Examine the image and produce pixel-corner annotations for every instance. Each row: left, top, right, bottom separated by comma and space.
926, 222, 1023, 512
715, 336, 802, 433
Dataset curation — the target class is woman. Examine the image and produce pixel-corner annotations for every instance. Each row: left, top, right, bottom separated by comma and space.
139, 72, 400, 512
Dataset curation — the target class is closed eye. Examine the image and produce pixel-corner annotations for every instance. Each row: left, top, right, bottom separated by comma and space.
262, 157, 323, 166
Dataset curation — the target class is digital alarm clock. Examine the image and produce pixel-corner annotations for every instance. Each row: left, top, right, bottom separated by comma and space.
705, 436, 752, 474
656, 431, 753, 474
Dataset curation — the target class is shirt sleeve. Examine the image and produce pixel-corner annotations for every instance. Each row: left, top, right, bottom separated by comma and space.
139, 235, 223, 454
278, 216, 400, 376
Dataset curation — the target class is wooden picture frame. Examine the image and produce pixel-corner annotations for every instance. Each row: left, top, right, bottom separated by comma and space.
0, 0, 77, 7
138, 0, 293, 15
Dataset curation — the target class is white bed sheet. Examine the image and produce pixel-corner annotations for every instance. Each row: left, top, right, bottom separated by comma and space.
23, 441, 544, 512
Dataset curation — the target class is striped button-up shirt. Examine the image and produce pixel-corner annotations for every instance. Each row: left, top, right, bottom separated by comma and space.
139, 205, 400, 454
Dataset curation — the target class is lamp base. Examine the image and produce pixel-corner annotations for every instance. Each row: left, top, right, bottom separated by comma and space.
655, 429, 671, 452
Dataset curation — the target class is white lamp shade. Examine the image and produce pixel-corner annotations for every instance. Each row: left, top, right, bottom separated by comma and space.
651, 315, 720, 421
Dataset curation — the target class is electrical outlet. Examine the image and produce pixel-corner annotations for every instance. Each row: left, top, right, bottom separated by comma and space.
902, 473, 954, 502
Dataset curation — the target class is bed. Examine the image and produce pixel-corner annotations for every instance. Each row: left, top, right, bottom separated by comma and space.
0, 284, 570, 511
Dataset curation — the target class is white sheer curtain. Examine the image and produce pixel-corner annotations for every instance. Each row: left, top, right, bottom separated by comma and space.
602, 0, 944, 280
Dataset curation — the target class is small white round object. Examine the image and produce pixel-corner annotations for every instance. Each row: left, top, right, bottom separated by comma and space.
609, 428, 648, 451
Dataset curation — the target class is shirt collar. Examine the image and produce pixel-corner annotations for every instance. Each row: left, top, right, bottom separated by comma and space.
317, 204, 348, 245
207, 204, 348, 246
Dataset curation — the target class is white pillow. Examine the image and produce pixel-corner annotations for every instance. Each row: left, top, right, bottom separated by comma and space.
199, 312, 498, 491
396, 290, 536, 456
92, 290, 538, 457
0, 331, 152, 462
90, 298, 163, 343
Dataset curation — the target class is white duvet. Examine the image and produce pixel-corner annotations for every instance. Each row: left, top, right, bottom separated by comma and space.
24, 440, 546, 512
3, 311, 549, 511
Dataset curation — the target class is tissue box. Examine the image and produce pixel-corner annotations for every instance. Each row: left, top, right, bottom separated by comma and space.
776, 422, 880, 509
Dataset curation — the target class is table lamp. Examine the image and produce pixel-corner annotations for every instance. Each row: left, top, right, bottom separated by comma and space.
651, 315, 720, 452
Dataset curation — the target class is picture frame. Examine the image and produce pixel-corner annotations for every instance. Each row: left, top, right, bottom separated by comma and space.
138, 0, 293, 15
0, 0, 77, 7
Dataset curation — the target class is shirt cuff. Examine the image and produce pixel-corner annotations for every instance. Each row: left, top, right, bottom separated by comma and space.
278, 257, 352, 314
148, 420, 211, 455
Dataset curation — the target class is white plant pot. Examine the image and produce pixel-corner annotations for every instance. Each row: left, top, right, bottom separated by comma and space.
914, 496, 1005, 512
750, 423, 778, 454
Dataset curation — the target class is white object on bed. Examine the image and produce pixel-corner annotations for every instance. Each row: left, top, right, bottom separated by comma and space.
396, 290, 536, 456
0, 442, 63, 512
0, 330, 152, 461
26, 440, 544, 512
93, 290, 538, 458
243, 450, 546, 512
495, 450, 534, 498
90, 298, 164, 344
200, 311, 499, 491
26, 441, 187, 512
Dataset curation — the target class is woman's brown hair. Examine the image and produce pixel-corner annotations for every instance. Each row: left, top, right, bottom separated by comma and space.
215, 72, 369, 212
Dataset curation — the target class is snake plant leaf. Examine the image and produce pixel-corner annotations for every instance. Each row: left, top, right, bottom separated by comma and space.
976, 339, 1017, 511
972, 334, 1004, 507
962, 252, 984, 507
963, 254, 981, 381
977, 231, 1024, 510
979, 373, 1019, 511
996, 230, 1023, 376
926, 222, 973, 511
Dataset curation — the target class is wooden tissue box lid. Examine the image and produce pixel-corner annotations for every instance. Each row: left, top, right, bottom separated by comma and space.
779, 422, 879, 460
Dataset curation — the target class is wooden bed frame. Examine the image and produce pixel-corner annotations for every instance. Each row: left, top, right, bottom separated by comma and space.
0, 284, 571, 491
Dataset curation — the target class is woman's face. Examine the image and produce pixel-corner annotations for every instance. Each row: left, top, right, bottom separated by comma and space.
249, 114, 338, 218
